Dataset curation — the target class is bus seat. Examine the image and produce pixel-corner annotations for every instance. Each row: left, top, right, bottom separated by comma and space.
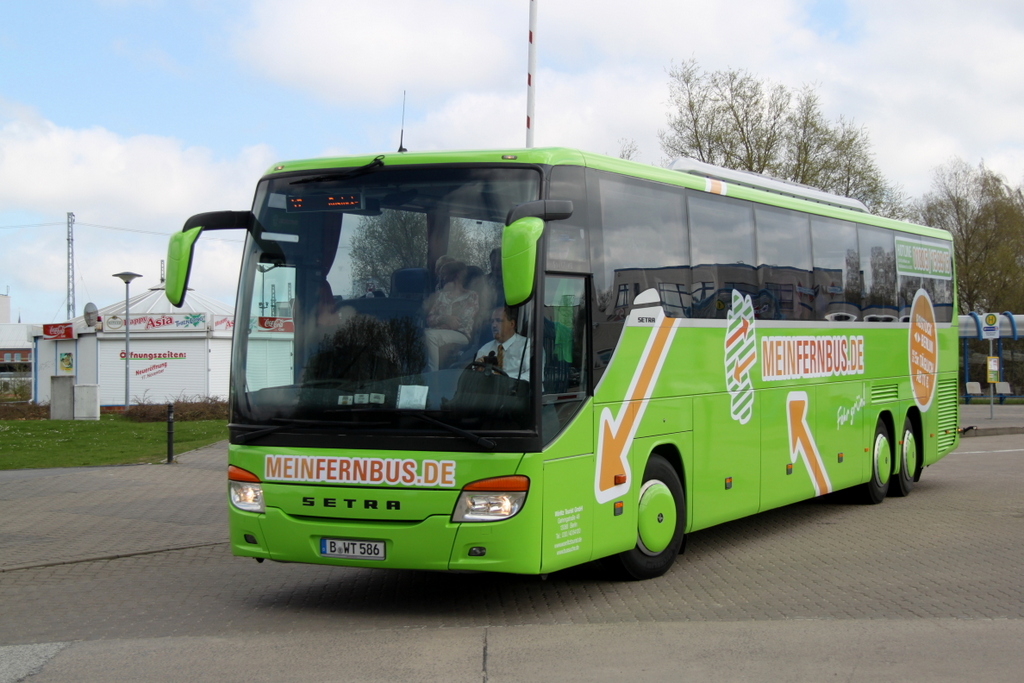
391, 267, 431, 300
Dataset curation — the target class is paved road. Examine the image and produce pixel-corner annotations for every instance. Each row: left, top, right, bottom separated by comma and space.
1, 414, 1022, 681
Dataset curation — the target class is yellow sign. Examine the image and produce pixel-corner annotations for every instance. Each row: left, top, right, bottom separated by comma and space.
987, 357, 1000, 384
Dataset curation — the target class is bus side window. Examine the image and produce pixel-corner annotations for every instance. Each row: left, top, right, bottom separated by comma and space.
811, 216, 861, 321
688, 193, 757, 319
542, 275, 589, 443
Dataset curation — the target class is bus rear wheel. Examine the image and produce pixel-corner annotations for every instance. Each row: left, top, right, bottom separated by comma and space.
603, 454, 685, 581
860, 419, 892, 504
890, 416, 918, 497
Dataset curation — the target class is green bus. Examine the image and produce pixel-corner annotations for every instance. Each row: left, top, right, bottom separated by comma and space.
166, 148, 959, 580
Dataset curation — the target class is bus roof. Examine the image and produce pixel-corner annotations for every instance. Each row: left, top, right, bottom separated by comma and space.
263, 147, 950, 242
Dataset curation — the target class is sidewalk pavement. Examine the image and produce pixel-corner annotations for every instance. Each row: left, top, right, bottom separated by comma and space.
0, 441, 227, 572
958, 401, 1024, 437
1, 402, 1021, 574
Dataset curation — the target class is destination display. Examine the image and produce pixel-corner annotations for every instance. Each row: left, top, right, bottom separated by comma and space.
286, 193, 363, 212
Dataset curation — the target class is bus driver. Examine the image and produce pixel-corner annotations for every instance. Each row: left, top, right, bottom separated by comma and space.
476, 305, 530, 381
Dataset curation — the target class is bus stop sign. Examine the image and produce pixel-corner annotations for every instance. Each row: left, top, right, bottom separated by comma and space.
981, 313, 1000, 340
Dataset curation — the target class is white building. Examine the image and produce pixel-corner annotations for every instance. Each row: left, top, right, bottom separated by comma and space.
33, 284, 234, 407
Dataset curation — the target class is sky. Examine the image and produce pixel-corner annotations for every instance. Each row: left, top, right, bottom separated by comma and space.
2, 0, 1024, 324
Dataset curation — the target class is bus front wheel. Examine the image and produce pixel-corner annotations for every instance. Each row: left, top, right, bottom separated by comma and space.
603, 454, 685, 581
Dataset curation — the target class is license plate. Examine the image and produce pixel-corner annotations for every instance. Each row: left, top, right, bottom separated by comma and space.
320, 538, 386, 560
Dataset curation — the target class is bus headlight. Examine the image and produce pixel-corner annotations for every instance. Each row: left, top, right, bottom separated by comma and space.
228, 465, 265, 513
452, 475, 528, 522
229, 481, 265, 513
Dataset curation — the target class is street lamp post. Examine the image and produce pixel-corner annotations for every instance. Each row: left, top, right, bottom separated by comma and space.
113, 272, 142, 413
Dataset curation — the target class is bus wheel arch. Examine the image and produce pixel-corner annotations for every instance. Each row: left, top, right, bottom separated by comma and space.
602, 449, 686, 580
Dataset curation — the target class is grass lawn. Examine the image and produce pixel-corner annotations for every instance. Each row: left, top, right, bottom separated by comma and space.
0, 415, 228, 469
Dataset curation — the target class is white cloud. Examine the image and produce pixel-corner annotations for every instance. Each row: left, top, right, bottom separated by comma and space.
233, 0, 525, 108
0, 105, 273, 322
232, 0, 1024, 191
6, 0, 1024, 325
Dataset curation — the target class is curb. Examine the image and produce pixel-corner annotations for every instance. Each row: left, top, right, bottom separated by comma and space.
960, 427, 1024, 438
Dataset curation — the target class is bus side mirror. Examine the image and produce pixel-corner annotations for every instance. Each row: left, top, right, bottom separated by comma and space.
501, 200, 573, 305
166, 211, 253, 307
502, 217, 544, 306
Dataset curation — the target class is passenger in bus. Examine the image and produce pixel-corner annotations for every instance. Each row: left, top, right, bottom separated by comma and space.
475, 305, 530, 381
432, 254, 455, 291
423, 261, 479, 371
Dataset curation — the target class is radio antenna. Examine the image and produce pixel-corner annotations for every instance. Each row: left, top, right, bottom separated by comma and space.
397, 91, 408, 153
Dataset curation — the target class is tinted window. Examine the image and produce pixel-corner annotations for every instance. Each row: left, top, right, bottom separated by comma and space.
859, 225, 897, 321
587, 171, 688, 383
756, 206, 813, 320
546, 165, 590, 273
811, 216, 861, 321
688, 194, 756, 318
592, 173, 688, 314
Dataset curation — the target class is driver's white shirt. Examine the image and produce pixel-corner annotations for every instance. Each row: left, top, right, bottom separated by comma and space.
476, 333, 530, 380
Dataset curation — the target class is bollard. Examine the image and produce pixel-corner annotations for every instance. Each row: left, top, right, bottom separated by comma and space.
167, 403, 175, 464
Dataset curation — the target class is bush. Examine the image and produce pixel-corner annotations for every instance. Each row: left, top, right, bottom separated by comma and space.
0, 402, 49, 420
126, 396, 229, 422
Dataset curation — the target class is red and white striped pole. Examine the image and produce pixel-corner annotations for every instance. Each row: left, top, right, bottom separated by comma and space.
526, 0, 537, 148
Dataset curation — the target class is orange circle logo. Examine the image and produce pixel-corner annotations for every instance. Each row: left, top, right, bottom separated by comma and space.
909, 290, 938, 411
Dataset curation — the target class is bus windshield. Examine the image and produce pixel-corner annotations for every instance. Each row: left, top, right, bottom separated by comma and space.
234, 165, 542, 445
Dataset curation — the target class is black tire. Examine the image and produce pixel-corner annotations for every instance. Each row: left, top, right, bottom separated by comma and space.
603, 454, 685, 580
859, 419, 892, 504
890, 416, 918, 497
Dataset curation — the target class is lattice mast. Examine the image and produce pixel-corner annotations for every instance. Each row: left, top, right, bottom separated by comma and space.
526, 0, 537, 147
67, 212, 75, 320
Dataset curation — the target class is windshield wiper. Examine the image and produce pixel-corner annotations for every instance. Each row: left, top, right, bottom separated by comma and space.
405, 412, 496, 451
232, 417, 387, 444
233, 413, 495, 450
290, 155, 385, 185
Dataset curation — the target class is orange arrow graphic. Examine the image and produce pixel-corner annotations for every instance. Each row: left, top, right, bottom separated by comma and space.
596, 316, 676, 500
726, 317, 750, 347
787, 392, 832, 496
732, 352, 756, 382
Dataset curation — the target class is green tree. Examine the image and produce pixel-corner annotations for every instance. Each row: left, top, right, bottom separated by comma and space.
917, 158, 1024, 314
660, 59, 907, 217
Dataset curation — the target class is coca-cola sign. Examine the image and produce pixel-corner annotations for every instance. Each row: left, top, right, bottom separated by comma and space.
257, 317, 294, 333
43, 323, 74, 340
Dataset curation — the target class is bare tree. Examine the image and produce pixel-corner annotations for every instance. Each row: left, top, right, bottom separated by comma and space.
617, 138, 640, 161
660, 59, 906, 217
349, 210, 428, 293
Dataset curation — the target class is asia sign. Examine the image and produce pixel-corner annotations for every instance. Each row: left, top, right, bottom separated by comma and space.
104, 313, 208, 333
